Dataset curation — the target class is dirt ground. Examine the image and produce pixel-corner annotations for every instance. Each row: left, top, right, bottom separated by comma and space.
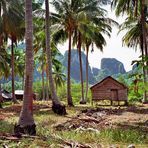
0, 102, 148, 131
54, 105, 148, 133
0, 102, 148, 147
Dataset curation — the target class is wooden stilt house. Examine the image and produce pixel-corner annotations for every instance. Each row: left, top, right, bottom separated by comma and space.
90, 76, 128, 105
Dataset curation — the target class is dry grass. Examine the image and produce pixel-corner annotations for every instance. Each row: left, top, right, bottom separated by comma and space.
0, 101, 148, 148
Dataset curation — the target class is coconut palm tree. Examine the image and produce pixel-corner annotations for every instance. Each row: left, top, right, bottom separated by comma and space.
45, 0, 66, 114
119, 14, 148, 102
0, 47, 10, 108
79, 2, 116, 103
83, 24, 112, 101
72, 4, 117, 102
0, 0, 25, 103
15, 0, 36, 135
112, 0, 148, 103
51, 0, 108, 106
53, 64, 66, 90
0, 82, 2, 108
51, 0, 85, 106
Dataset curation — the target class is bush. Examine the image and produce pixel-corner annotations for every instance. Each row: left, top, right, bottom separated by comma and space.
2, 81, 22, 92
128, 82, 145, 102
57, 82, 91, 104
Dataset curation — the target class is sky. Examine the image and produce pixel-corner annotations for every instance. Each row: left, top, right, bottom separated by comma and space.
51, 3, 141, 72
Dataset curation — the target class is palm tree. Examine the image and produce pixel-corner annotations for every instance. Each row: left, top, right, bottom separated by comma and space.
15, 0, 36, 135
45, 0, 66, 115
53, 64, 66, 90
112, 0, 148, 103
51, 0, 106, 106
119, 14, 148, 102
78, 32, 85, 104
84, 26, 111, 102
141, 0, 148, 103
0, 81, 2, 108
0, 47, 10, 108
51, 0, 82, 106
14, 48, 25, 88
0, 0, 25, 103
77, 1, 114, 103
73, 4, 117, 102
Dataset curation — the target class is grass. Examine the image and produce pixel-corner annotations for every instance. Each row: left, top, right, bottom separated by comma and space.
2, 101, 13, 108
100, 128, 148, 144
55, 128, 148, 146
0, 101, 148, 148
0, 120, 14, 133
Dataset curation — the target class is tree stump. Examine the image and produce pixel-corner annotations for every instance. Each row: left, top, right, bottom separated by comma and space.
52, 103, 67, 115
14, 124, 36, 137
80, 100, 86, 104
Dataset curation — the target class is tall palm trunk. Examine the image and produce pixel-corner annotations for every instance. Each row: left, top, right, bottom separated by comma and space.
85, 45, 89, 102
11, 39, 17, 103
0, 81, 2, 108
41, 60, 45, 100
141, 0, 148, 103
45, 0, 66, 115
78, 32, 85, 104
46, 66, 49, 100
140, 35, 147, 102
67, 29, 73, 106
22, 72, 24, 90
15, 0, 36, 135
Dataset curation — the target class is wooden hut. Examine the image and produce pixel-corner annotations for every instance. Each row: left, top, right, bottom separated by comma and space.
15, 90, 36, 100
90, 76, 128, 105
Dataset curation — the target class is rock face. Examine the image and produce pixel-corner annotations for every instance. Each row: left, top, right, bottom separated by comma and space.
132, 64, 138, 71
61, 51, 127, 84
61, 49, 95, 84
92, 68, 100, 77
101, 58, 126, 75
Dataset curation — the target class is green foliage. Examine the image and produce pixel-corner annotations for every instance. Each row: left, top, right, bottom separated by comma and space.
57, 82, 91, 104
58, 131, 101, 144
2, 81, 22, 92
116, 74, 129, 87
33, 81, 42, 99
0, 120, 14, 133
57, 84, 67, 101
71, 83, 91, 104
57, 128, 148, 145
100, 128, 148, 144
128, 81, 148, 102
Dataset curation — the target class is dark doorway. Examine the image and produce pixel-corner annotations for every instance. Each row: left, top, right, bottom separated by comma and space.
111, 89, 118, 101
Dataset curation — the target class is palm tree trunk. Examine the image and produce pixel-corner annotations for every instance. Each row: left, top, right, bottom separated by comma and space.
140, 35, 147, 102
85, 45, 89, 102
141, 0, 148, 103
11, 39, 17, 103
67, 29, 73, 106
15, 0, 36, 136
46, 64, 49, 100
22, 72, 24, 90
45, 0, 66, 115
143, 41, 148, 103
0, 80, 2, 108
41, 52, 45, 100
78, 32, 85, 104
42, 64, 45, 100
